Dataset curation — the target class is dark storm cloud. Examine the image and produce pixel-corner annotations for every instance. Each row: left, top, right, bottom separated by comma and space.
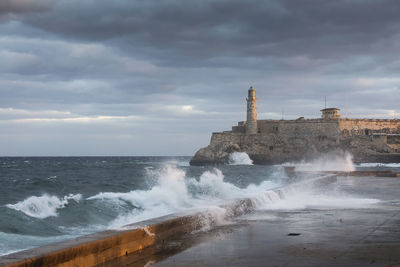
0, 0, 399, 155
0, 0, 53, 15
16, 0, 400, 66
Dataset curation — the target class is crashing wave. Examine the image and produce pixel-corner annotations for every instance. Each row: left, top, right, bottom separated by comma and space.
6, 194, 82, 219
229, 152, 253, 165
357, 163, 400, 168
285, 152, 356, 172
88, 165, 276, 228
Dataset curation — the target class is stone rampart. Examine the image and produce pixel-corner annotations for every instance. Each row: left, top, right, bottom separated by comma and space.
339, 119, 400, 134
190, 118, 400, 165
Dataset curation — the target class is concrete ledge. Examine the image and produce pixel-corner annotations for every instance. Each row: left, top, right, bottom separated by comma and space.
0, 174, 337, 267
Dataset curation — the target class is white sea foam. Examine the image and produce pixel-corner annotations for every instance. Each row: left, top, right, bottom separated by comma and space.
263, 192, 378, 210
88, 165, 278, 228
229, 152, 253, 165
357, 163, 400, 168
89, 165, 193, 226
189, 169, 243, 199
195, 206, 230, 232
251, 185, 379, 211
6, 194, 82, 219
1, 162, 383, 257
286, 152, 356, 172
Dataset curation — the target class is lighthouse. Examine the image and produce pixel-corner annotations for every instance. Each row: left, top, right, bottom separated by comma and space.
246, 86, 257, 134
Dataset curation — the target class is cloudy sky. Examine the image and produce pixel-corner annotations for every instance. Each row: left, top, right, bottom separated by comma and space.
0, 0, 399, 156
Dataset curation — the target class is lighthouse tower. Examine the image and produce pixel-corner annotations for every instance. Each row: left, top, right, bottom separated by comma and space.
246, 86, 257, 134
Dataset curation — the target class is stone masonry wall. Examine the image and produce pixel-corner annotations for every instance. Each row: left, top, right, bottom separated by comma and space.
338, 119, 400, 135
338, 119, 400, 159
243, 120, 341, 163
190, 118, 400, 165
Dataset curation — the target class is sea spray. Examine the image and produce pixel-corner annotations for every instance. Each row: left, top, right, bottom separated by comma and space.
251, 190, 283, 208
88, 165, 279, 229
89, 165, 193, 227
261, 190, 379, 210
287, 152, 356, 172
6, 194, 82, 219
0, 157, 386, 257
195, 206, 230, 232
0, 157, 284, 256
251, 183, 379, 211
229, 152, 253, 165
357, 163, 400, 168
189, 168, 244, 199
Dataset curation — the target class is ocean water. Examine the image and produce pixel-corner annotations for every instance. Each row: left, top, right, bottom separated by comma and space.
1, 155, 398, 256
0, 156, 283, 256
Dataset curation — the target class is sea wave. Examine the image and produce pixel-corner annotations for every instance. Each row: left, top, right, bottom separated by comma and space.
255, 190, 379, 210
6, 194, 82, 219
229, 152, 253, 165
88, 165, 277, 228
284, 152, 356, 172
357, 163, 400, 168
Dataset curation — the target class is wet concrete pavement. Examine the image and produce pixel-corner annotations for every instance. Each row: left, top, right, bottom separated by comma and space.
151, 176, 400, 267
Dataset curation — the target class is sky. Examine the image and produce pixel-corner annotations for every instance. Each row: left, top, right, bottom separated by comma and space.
0, 0, 399, 156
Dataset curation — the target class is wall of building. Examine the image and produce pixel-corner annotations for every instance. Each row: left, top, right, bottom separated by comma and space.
337, 119, 400, 156
387, 135, 400, 152
232, 125, 245, 133
210, 132, 243, 146
338, 119, 400, 135
191, 118, 400, 165
208, 120, 342, 164
245, 120, 341, 163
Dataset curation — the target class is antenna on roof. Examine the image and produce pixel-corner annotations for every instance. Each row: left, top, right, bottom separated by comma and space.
345, 94, 348, 118
282, 109, 284, 120
325, 96, 327, 109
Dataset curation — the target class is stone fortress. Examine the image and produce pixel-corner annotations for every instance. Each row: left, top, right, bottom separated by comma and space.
190, 86, 400, 165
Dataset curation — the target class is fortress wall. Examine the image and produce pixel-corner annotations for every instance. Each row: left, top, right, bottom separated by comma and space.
257, 120, 280, 133
210, 132, 243, 146
254, 119, 400, 136
236, 121, 343, 164
190, 86, 400, 165
276, 120, 339, 139
340, 135, 389, 154
232, 126, 245, 133
212, 120, 340, 149
371, 135, 388, 147
272, 121, 340, 156
387, 144, 400, 152
255, 120, 340, 140
339, 119, 400, 134
379, 135, 400, 152
387, 135, 400, 144
339, 133, 400, 157
193, 118, 400, 165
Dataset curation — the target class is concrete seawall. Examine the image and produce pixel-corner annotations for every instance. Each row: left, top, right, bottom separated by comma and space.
0, 174, 337, 267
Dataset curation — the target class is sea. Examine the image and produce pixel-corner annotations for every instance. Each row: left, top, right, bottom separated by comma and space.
1, 154, 399, 256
